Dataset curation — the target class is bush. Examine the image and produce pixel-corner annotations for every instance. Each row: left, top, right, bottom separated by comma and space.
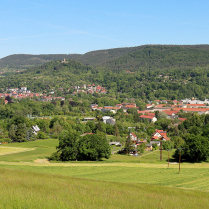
0, 138, 12, 143
152, 143, 158, 150
49, 152, 60, 161
37, 131, 48, 139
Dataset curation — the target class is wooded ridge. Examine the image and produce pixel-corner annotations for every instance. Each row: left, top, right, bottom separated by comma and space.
1, 44, 209, 71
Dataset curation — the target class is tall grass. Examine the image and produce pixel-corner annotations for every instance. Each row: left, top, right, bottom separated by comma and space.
1, 163, 209, 192
0, 167, 209, 209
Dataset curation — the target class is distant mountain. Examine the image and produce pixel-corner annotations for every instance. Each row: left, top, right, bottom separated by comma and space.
0, 46, 141, 71
0, 54, 81, 70
101, 45, 209, 72
1, 45, 209, 72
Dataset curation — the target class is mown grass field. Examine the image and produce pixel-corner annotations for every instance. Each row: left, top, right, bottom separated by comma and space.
0, 139, 209, 208
0, 139, 58, 162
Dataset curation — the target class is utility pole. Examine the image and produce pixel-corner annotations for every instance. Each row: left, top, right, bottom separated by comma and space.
167, 149, 170, 168
160, 141, 162, 161
178, 148, 184, 173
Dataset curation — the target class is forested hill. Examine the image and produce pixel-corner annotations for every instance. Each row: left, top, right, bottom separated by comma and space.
101, 45, 209, 72
0, 59, 97, 92
0, 54, 81, 70
2, 44, 209, 71
0, 46, 141, 70
1, 57, 209, 100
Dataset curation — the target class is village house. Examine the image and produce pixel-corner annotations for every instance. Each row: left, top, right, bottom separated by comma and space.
102, 116, 116, 125
83, 117, 96, 122
130, 132, 137, 142
139, 115, 157, 123
32, 125, 40, 135
109, 142, 122, 147
151, 129, 170, 141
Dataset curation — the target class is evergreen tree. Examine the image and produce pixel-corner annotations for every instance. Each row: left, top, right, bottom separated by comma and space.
125, 133, 134, 154
15, 123, 26, 142
9, 124, 17, 140
114, 125, 119, 137
26, 127, 35, 141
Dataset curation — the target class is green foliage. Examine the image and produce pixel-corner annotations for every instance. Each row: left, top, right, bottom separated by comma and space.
78, 134, 111, 161
162, 141, 174, 150
2, 45, 209, 100
9, 124, 16, 140
56, 130, 79, 161
124, 133, 134, 154
15, 123, 26, 142
173, 134, 209, 162
137, 143, 146, 154
171, 136, 185, 148
26, 128, 36, 141
152, 143, 158, 150
0, 138, 12, 143
37, 131, 47, 139
56, 131, 110, 161
114, 125, 119, 137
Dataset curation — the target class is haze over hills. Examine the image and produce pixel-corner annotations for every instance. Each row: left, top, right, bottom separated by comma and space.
1, 44, 209, 71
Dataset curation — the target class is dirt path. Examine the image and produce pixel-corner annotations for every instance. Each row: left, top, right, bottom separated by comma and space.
34, 159, 50, 163
0, 160, 208, 169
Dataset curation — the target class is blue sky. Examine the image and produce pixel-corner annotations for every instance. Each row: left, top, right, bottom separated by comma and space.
0, 0, 209, 58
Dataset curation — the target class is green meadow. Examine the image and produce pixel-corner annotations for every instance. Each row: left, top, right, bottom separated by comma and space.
0, 139, 209, 208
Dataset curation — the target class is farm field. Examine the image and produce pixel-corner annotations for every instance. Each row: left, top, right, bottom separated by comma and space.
0, 139, 209, 208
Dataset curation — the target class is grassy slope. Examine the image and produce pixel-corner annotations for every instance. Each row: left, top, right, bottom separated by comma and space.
0, 139, 58, 162
0, 139, 209, 208
0, 167, 209, 209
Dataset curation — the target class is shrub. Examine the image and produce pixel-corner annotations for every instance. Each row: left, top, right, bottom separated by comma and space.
0, 138, 12, 143
37, 131, 48, 139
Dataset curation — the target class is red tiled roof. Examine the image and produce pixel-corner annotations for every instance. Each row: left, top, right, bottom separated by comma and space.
173, 108, 209, 112
162, 136, 170, 141
126, 105, 136, 108
179, 117, 187, 121
140, 115, 155, 119
112, 107, 121, 110
188, 104, 205, 106
163, 110, 179, 115
147, 113, 155, 116
138, 110, 150, 114
104, 107, 114, 109
156, 104, 166, 108
131, 132, 137, 138
152, 129, 170, 141
154, 129, 167, 136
